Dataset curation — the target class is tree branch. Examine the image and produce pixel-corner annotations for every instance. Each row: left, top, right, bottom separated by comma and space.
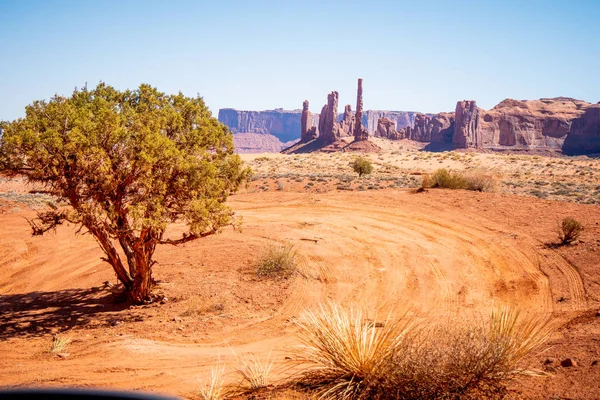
26, 210, 68, 236
159, 228, 217, 245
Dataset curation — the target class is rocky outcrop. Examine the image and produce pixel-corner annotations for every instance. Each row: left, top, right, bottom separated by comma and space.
339, 104, 355, 137
453, 101, 480, 148
416, 97, 600, 154
363, 111, 425, 134
563, 104, 600, 154
218, 108, 317, 143
318, 91, 341, 144
401, 113, 454, 143
354, 78, 368, 141
300, 100, 318, 142
475, 98, 596, 152
376, 117, 400, 139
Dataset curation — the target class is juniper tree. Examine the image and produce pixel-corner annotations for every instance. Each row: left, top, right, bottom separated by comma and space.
0, 83, 250, 303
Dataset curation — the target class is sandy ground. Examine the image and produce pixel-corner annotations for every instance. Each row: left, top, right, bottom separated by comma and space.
0, 170, 599, 398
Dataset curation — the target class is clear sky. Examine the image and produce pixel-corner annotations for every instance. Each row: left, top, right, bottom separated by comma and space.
1, 0, 599, 121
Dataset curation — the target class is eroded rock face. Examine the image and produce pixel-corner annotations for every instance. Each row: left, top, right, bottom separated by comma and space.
453, 100, 480, 148
376, 117, 400, 139
318, 91, 341, 144
339, 104, 355, 137
476, 98, 592, 151
354, 78, 368, 141
218, 108, 317, 143
300, 100, 317, 142
402, 113, 454, 143
563, 104, 600, 154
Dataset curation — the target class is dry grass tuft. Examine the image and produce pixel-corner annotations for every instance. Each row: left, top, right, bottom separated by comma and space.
256, 242, 298, 279
288, 303, 550, 400
198, 363, 226, 400
50, 335, 72, 353
234, 352, 275, 390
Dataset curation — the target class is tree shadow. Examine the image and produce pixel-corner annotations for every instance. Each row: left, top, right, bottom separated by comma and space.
0, 286, 132, 340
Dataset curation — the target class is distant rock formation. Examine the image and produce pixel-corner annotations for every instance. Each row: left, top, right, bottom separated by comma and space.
318, 91, 341, 144
354, 78, 368, 141
222, 95, 600, 154
376, 117, 400, 139
558, 104, 600, 154
339, 104, 355, 137
397, 113, 454, 143
218, 108, 316, 143
363, 110, 426, 134
453, 100, 480, 148
300, 100, 318, 142
468, 98, 599, 153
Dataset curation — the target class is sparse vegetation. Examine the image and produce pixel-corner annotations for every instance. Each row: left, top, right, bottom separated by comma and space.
256, 242, 298, 278
289, 303, 550, 400
198, 363, 226, 400
557, 217, 584, 245
351, 157, 373, 177
234, 352, 275, 390
50, 335, 71, 353
423, 168, 496, 192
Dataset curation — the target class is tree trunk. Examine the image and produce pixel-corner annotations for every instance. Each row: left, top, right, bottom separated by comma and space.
127, 233, 156, 304
128, 263, 152, 304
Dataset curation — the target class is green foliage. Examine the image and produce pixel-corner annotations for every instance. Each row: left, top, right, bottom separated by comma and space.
558, 217, 583, 245
0, 83, 251, 302
256, 242, 298, 278
351, 157, 373, 177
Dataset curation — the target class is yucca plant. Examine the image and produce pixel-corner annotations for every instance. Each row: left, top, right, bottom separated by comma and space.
291, 303, 415, 399
488, 306, 552, 370
288, 304, 550, 400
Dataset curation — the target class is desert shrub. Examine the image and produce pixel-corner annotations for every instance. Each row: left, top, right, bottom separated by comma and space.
256, 243, 298, 278
557, 217, 584, 245
351, 157, 373, 177
290, 304, 549, 400
424, 168, 496, 192
255, 156, 271, 162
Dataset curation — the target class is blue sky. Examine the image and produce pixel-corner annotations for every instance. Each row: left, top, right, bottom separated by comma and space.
1, 0, 599, 120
